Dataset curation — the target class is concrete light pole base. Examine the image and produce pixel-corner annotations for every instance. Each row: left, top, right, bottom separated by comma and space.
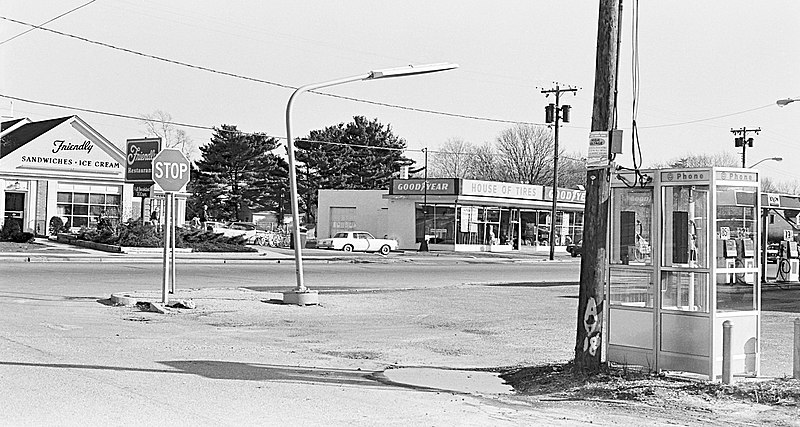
283, 290, 320, 306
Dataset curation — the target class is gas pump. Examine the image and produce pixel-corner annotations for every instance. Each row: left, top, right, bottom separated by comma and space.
721, 238, 738, 284
777, 239, 799, 282
736, 238, 756, 284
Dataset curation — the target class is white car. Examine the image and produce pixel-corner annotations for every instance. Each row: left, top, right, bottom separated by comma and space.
317, 231, 398, 255
208, 222, 266, 245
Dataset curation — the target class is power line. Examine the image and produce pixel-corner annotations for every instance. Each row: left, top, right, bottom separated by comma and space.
0, 0, 98, 46
0, 15, 541, 126
3, 92, 780, 162
637, 104, 773, 129
0, 92, 420, 152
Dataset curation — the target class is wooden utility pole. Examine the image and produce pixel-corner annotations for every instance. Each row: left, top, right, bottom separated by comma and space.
575, 0, 620, 374
731, 127, 760, 168
542, 85, 578, 261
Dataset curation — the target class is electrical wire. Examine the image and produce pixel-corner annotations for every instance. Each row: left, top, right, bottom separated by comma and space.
0, 15, 542, 127
0, 0, 97, 46
629, 0, 648, 188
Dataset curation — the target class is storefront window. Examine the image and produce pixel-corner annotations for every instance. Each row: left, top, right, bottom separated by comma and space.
415, 204, 456, 244
519, 209, 582, 247
57, 190, 121, 229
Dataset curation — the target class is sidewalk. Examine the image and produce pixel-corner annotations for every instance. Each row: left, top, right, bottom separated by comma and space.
0, 238, 573, 264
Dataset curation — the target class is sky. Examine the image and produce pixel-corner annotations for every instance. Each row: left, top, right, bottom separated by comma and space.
2, 1, 799, 184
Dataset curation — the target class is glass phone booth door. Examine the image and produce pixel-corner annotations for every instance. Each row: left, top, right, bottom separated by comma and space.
607, 179, 656, 368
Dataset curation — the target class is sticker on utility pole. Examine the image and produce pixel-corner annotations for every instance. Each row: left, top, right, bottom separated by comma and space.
587, 131, 609, 170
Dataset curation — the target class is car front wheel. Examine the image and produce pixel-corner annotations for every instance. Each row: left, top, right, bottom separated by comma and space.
342, 244, 354, 252
379, 245, 391, 255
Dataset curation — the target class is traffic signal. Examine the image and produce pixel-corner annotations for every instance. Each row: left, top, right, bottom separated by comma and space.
561, 105, 571, 123
545, 104, 555, 123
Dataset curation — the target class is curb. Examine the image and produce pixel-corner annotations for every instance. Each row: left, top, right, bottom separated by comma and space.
110, 293, 138, 306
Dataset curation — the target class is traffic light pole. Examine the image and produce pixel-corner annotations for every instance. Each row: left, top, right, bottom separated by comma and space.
542, 85, 577, 261
731, 127, 760, 168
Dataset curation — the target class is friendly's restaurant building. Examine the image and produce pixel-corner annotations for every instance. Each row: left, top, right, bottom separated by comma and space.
0, 115, 183, 235
317, 178, 587, 252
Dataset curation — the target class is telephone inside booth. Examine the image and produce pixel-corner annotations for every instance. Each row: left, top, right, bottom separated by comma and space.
777, 240, 799, 282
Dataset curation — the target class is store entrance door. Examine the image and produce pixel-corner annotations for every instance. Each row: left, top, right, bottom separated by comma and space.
4, 192, 25, 230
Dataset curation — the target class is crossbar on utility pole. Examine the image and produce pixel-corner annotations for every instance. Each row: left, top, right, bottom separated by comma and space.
731, 127, 761, 168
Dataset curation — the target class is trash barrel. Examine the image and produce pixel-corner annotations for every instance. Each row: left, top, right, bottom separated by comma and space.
290, 231, 308, 249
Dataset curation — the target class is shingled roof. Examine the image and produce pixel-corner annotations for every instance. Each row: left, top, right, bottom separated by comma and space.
0, 116, 72, 159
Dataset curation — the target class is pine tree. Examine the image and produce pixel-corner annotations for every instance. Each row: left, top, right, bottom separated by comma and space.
295, 116, 412, 223
190, 125, 289, 222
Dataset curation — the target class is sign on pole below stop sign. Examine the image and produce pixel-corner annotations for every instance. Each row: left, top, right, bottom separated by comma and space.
152, 149, 191, 192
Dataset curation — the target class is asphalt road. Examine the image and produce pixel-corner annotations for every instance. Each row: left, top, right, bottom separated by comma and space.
2, 260, 580, 296
3, 258, 797, 425
0, 259, 587, 426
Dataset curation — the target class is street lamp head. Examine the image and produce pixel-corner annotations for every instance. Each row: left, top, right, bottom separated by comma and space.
368, 63, 459, 80
777, 98, 797, 107
747, 156, 783, 168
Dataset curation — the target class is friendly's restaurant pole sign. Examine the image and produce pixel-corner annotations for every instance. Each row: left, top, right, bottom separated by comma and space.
125, 138, 162, 196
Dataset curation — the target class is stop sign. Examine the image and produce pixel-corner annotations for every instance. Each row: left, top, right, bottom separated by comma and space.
152, 149, 190, 192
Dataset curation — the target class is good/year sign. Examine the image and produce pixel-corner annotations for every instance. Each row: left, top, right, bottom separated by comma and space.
152, 149, 190, 192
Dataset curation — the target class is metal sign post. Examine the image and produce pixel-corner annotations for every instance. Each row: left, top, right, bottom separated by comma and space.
161, 192, 172, 304
151, 148, 191, 304
170, 192, 176, 294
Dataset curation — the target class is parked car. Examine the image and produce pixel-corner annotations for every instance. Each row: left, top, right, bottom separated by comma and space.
567, 240, 582, 257
204, 221, 226, 232
316, 231, 398, 255
207, 221, 266, 245
767, 243, 779, 264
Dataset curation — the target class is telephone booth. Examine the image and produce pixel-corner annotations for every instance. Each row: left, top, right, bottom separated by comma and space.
606, 167, 761, 380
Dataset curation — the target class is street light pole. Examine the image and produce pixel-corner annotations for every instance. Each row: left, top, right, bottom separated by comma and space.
282, 63, 458, 305
777, 98, 798, 107
747, 157, 782, 169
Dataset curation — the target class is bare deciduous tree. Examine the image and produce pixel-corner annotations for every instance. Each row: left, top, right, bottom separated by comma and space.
650, 151, 740, 169
494, 124, 553, 184
427, 124, 585, 188
139, 110, 197, 159
429, 138, 476, 178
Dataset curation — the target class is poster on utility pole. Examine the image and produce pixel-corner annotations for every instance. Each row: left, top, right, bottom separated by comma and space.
586, 131, 609, 170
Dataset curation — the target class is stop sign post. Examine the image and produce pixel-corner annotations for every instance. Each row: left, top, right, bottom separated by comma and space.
151, 149, 190, 304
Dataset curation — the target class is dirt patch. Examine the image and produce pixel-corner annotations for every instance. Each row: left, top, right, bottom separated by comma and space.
502, 362, 800, 425
0, 241, 48, 252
